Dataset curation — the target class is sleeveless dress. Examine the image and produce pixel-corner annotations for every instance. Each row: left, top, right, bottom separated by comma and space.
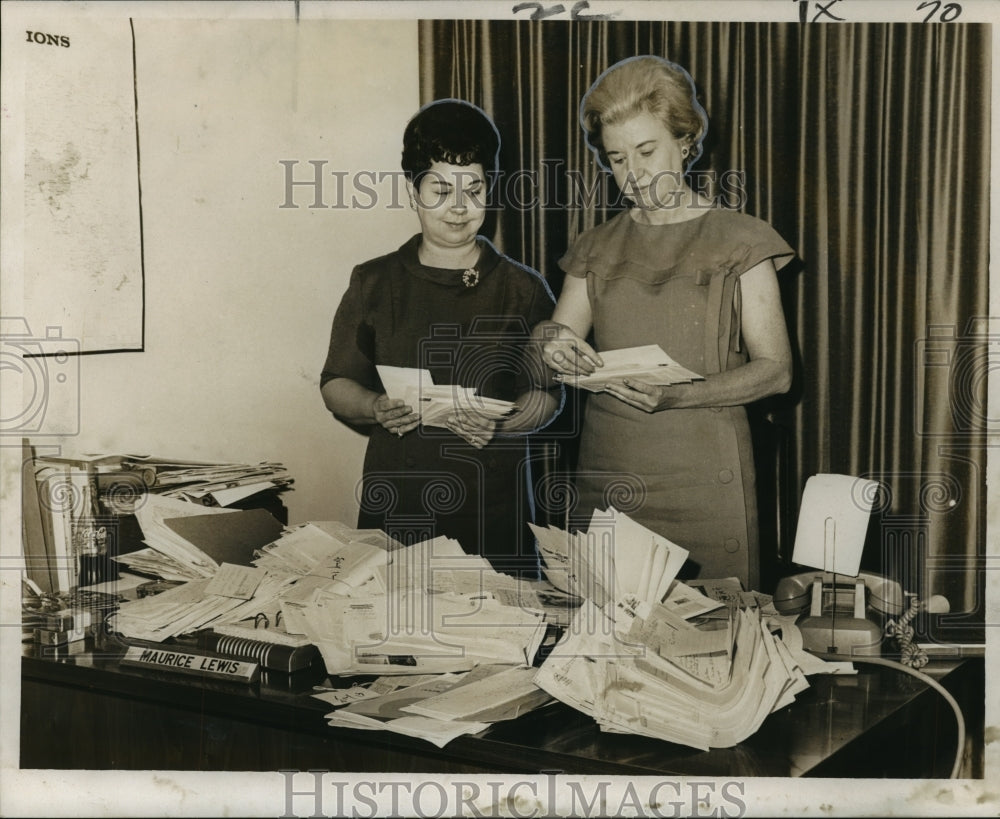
321, 234, 555, 576
558, 208, 795, 590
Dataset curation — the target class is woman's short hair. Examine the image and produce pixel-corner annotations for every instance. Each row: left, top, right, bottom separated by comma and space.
401, 99, 501, 185
581, 56, 708, 170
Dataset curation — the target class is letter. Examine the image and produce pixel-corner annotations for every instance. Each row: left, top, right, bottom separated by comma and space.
351, 780, 378, 819
26, 31, 34, 41
351, 170, 378, 210
719, 782, 746, 819
485, 781, 505, 811
31, 32, 46, 44
45, 33, 60, 46
504, 169, 539, 210
277, 769, 325, 818
329, 780, 346, 818
565, 169, 605, 210
505, 780, 538, 819
686, 171, 715, 208
378, 781, 412, 816
412, 169, 447, 209
454, 170, 488, 211
60, 35, 70, 47
278, 160, 328, 209
329, 170, 350, 210
718, 170, 747, 210
377, 170, 407, 209
453, 781, 485, 819
413, 781, 448, 818
568, 781, 608, 817
646, 170, 686, 209
539, 159, 566, 209
648, 781, 685, 819
543, 770, 560, 817
616, 781, 649, 818
688, 782, 716, 817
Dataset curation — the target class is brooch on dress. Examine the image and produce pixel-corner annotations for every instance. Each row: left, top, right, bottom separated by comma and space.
462, 268, 480, 288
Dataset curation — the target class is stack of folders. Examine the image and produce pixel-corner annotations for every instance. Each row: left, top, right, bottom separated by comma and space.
24, 444, 102, 593
376, 365, 515, 427
47, 451, 294, 513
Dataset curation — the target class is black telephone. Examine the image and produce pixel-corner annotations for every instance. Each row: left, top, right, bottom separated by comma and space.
773, 570, 905, 657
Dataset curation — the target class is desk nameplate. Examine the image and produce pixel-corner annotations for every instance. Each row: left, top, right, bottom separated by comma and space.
120, 645, 259, 683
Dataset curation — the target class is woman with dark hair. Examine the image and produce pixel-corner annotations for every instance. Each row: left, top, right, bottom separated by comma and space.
321, 99, 558, 574
536, 57, 795, 590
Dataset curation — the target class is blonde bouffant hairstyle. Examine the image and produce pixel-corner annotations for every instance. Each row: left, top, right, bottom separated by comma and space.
581, 56, 708, 172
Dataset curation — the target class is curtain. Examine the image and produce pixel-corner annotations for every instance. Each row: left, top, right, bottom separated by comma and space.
420, 21, 989, 620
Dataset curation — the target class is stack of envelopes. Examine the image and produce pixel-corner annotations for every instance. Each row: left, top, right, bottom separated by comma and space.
376, 365, 515, 427
558, 344, 704, 393
530, 507, 690, 608
530, 509, 811, 750
279, 533, 548, 675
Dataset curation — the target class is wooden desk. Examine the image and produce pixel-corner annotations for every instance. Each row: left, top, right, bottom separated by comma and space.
20, 639, 981, 777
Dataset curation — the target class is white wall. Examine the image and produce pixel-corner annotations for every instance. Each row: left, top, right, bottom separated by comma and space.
36, 18, 420, 525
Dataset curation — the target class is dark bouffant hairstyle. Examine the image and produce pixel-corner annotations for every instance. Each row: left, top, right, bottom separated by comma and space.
581, 56, 708, 171
401, 99, 501, 185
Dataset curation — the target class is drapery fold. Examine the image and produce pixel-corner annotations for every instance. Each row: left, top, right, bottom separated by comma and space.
420, 21, 989, 617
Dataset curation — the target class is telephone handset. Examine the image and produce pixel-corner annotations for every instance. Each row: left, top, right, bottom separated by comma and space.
773, 570, 905, 657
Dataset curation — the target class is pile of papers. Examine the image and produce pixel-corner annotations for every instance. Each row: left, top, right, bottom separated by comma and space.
111, 520, 555, 678
276, 531, 549, 674
558, 344, 703, 393
534, 596, 809, 750
109, 566, 299, 642
316, 664, 553, 747
105, 504, 854, 752
112, 494, 284, 582
529, 511, 852, 749
530, 507, 690, 607
65, 451, 293, 512
377, 365, 515, 427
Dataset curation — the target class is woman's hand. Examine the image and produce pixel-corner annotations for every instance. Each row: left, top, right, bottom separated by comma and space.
445, 410, 497, 450
372, 394, 420, 437
603, 379, 689, 412
539, 323, 603, 378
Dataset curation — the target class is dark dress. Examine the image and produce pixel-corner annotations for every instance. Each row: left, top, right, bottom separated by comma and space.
321, 234, 556, 575
558, 208, 795, 590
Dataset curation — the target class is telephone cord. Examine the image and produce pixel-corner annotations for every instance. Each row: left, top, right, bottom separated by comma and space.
824, 653, 966, 779
884, 596, 928, 669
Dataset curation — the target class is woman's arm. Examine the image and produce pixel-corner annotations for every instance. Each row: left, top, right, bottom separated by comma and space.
445, 386, 560, 450
532, 275, 603, 376
321, 377, 420, 433
604, 259, 793, 412
495, 388, 560, 434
